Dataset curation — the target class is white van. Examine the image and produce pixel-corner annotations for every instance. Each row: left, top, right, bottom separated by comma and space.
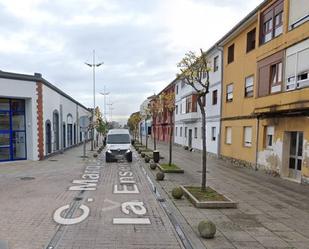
105, 129, 132, 162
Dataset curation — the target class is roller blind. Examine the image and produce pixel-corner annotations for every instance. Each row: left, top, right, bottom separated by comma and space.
297, 48, 309, 73
289, 0, 309, 27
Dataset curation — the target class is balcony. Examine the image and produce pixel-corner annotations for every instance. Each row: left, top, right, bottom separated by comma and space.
176, 112, 199, 123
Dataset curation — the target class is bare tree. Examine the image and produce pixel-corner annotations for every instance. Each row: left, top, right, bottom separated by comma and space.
161, 92, 175, 166
177, 49, 211, 191
148, 96, 162, 150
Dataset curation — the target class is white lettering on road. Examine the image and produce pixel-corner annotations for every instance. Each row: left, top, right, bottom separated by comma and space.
69, 179, 98, 191
53, 204, 90, 225
113, 218, 151, 225
121, 201, 147, 215
113, 184, 139, 194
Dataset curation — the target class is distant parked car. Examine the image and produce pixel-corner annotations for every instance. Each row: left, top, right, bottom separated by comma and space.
105, 129, 132, 163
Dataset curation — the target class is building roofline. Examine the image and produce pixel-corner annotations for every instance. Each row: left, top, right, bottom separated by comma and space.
217, 0, 269, 46
0, 70, 90, 112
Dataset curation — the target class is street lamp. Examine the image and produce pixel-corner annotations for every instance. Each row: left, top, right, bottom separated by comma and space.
107, 102, 114, 122
85, 49, 103, 151
100, 86, 110, 122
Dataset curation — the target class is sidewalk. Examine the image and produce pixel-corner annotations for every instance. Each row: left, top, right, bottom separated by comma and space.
143, 137, 309, 249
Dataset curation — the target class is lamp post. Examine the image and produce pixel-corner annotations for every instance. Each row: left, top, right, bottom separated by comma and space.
85, 49, 103, 151
107, 103, 114, 122
100, 86, 110, 122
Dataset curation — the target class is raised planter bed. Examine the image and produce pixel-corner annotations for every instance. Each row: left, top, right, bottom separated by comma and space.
158, 163, 184, 173
181, 185, 237, 209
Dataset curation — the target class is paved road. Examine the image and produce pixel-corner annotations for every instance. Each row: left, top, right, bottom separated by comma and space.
0, 145, 183, 249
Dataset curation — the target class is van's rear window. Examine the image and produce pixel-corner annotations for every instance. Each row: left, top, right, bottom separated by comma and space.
107, 134, 130, 144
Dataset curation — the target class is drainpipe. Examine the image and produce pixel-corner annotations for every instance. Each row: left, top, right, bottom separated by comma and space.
216, 45, 224, 158
255, 116, 260, 171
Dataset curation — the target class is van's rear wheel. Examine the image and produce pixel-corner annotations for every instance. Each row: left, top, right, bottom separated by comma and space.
106, 152, 111, 163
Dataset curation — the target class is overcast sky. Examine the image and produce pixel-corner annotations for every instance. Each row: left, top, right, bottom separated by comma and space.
0, 0, 263, 123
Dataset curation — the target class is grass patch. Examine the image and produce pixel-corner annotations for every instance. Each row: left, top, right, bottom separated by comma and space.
160, 163, 180, 170
185, 186, 227, 202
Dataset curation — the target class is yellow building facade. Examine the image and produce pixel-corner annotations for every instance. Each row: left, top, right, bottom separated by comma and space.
220, 0, 309, 183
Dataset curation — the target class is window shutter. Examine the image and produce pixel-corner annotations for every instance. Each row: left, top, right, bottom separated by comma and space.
297, 48, 309, 73
289, 0, 309, 27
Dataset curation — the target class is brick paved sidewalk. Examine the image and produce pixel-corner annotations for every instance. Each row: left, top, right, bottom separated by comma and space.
143, 137, 309, 249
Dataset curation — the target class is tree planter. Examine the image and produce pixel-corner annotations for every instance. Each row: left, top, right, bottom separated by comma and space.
180, 186, 237, 209
158, 163, 184, 173
141, 152, 146, 158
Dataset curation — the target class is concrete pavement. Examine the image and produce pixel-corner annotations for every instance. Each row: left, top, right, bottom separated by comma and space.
0, 144, 184, 249
144, 137, 309, 249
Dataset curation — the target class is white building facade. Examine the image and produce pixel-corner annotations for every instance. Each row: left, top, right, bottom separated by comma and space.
174, 47, 222, 155
0, 71, 91, 162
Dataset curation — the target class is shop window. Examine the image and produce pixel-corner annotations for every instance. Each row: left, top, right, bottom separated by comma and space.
226, 84, 233, 102
194, 127, 197, 138
245, 75, 254, 97
185, 127, 187, 138
225, 127, 232, 144
244, 126, 252, 147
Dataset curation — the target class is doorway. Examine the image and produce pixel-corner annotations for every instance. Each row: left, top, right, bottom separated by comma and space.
45, 121, 52, 154
188, 129, 192, 148
288, 131, 303, 181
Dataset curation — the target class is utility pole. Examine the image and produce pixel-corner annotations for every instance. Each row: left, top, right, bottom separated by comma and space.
85, 50, 103, 151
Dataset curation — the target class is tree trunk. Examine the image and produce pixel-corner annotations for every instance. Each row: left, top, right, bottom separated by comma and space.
153, 116, 157, 150
169, 111, 173, 166
140, 123, 142, 144
198, 97, 207, 191
145, 120, 148, 149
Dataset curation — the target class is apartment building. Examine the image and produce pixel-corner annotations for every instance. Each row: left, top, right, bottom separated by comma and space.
151, 82, 175, 143
219, 0, 309, 183
0, 71, 91, 162
174, 47, 222, 156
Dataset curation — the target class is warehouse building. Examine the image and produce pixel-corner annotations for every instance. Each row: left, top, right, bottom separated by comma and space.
0, 71, 91, 162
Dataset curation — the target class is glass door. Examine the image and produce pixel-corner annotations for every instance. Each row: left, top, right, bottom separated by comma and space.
289, 132, 303, 181
0, 98, 26, 161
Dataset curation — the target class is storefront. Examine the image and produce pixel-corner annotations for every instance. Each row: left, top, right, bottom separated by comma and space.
0, 98, 26, 161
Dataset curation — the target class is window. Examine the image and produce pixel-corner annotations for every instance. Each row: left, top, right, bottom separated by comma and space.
265, 126, 274, 148
285, 44, 309, 91
176, 127, 178, 136
246, 28, 256, 53
245, 75, 254, 97
181, 98, 186, 114
227, 44, 234, 64
211, 127, 216, 141
214, 56, 219, 72
270, 62, 282, 93
260, 0, 283, 44
176, 85, 179, 94
225, 127, 232, 144
289, 0, 309, 29
176, 105, 178, 114
194, 127, 197, 138
244, 126, 252, 147
257, 50, 284, 97
181, 80, 185, 88
185, 127, 187, 138
226, 84, 233, 102
180, 127, 183, 137
186, 96, 192, 113
212, 90, 218, 105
